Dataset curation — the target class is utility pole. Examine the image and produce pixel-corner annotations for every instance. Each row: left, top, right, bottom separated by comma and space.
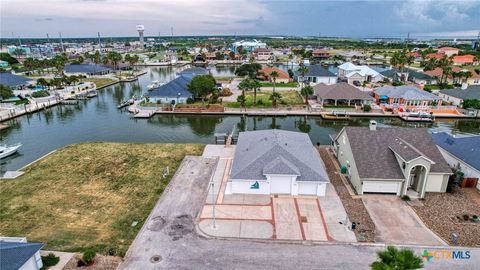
97, 32, 102, 52
46, 33, 50, 44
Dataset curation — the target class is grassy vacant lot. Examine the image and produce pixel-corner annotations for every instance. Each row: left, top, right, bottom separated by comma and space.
80, 77, 118, 89
225, 90, 304, 108
259, 82, 297, 88
0, 143, 204, 256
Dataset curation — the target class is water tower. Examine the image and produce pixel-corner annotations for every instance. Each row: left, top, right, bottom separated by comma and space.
136, 24, 145, 48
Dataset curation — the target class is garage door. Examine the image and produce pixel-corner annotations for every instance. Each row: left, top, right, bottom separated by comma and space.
270, 177, 292, 194
298, 183, 317, 195
363, 181, 400, 194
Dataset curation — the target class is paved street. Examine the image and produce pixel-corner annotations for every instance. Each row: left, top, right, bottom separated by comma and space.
119, 154, 480, 270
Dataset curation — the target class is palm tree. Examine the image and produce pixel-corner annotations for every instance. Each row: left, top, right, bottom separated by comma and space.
371, 246, 423, 270
298, 64, 309, 89
269, 91, 282, 108
37, 78, 49, 90
250, 79, 261, 107
270, 70, 279, 93
301, 85, 314, 105
237, 95, 246, 110
238, 78, 252, 109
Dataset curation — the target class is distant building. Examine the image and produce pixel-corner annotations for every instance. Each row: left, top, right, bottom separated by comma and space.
312, 49, 330, 59
337, 62, 383, 85
438, 85, 480, 106
226, 130, 330, 197
231, 40, 266, 52
374, 85, 441, 109
432, 132, 480, 190
0, 237, 44, 270
437, 47, 459, 57
64, 64, 112, 76
338, 51, 367, 61
259, 67, 291, 83
253, 48, 273, 61
146, 67, 209, 104
294, 64, 337, 85
452, 55, 476, 66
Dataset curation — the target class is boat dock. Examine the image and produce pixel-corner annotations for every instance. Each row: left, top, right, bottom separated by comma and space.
133, 110, 156, 118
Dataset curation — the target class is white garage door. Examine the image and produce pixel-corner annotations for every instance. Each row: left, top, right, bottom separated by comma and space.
298, 183, 317, 195
363, 181, 400, 194
270, 177, 292, 194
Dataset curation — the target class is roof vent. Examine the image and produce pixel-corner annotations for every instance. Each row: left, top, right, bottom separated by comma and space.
369, 120, 377, 131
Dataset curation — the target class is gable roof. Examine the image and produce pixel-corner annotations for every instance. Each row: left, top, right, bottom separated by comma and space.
432, 132, 480, 171
0, 72, 31, 87
380, 68, 434, 81
439, 85, 480, 100
146, 75, 193, 98
424, 67, 462, 78
338, 62, 382, 78
230, 130, 329, 182
0, 241, 44, 270
452, 55, 475, 64
64, 64, 112, 74
259, 67, 289, 80
297, 64, 336, 77
314, 82, 375, 100
375, 85, 439, 101
339, 127, 451, 180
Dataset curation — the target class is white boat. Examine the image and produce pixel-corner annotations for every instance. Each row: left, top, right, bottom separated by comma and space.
0, 143, 21, 159
147, 80, 161, 90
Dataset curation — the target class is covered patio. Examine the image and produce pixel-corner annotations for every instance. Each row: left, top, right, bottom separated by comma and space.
314, 82, 375, 107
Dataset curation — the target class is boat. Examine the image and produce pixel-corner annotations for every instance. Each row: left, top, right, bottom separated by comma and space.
400, 112, 434, 122
321, 110, 350, 120
117, 99, 135, 109
147, 80, 163, 90
0, 143, 22, 159
86, 91, 98, 98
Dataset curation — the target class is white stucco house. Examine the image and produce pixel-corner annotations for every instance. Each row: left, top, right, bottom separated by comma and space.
432, 132, 480, 190
294, 64, 337, 85
0, 237, 44, 270
337, 62, 384, 85
225, 130, 330, 196
331, 121, 452, 198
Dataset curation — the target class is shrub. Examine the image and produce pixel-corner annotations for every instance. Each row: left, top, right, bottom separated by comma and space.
82, 249, 96, 265
41, 253, 60, 269
363, 104, 372, 112
257, 99, 265, 105
31, 90, 50, 98
401, 195, 411, 201
221, 88, 233, 97
186, 98, 194, 104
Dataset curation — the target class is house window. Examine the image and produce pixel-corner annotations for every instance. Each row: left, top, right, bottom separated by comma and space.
313, 77, 317, 83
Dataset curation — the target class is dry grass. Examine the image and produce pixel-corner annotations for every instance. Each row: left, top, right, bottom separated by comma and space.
0, 142, 204, 256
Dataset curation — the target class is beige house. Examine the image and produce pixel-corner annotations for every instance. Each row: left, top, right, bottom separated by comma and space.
331, 122, 452, 198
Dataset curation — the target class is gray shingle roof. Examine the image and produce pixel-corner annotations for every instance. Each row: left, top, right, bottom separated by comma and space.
314, 82, 375, 100
380, 68, 434, 81
296, 64, 335, 77
146, 75, 193, 98
388, 137, 428, 162
64, 64, 112, 74
432, 132, 480, 171
231, 130, 330, 182
375, 85, 439, 100
0, 241, 44, 270
0, 72, 31, 87
341, 127, 451, 180
439, 85, 480, 100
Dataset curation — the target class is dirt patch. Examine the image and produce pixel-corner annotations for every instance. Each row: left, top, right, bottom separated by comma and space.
319, 147, 376, 242
63, 254, 122, 270
168, 214, 195, 241
412, 188, 480, 247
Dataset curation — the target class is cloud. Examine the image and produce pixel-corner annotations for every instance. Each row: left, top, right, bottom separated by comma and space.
35, 18, 54, 22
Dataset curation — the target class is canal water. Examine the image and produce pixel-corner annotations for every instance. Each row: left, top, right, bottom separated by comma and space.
1, 66, 479, 172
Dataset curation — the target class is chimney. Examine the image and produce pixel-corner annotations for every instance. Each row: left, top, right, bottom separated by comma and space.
461, 83, 468, 90
369, 120, 377, 131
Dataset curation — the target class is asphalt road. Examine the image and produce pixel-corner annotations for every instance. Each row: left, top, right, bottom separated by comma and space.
119, 156, 479, 270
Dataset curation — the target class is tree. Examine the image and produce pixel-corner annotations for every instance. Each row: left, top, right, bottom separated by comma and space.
107, 51, 123, 71
298, 64, 309, 89
250, 79, 261, 107
0, 52, 19, 65
269, 70, 279, 93
370, 246, 423, 270
462, 99, 480, 109
234, 63, 262, 79
436, 56, 453, 85
269, 91, 282, 108
237, 95, 246, 110
229, 51, 236, 60
37, 78, 49, 89
301, 85, 314, 105
0, 85, 13, 100
187, 75, 216, 103
390, 49, 414, 82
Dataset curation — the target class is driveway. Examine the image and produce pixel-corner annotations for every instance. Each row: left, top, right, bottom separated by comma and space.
119, 155, 479, 270
362, 195, 446, 246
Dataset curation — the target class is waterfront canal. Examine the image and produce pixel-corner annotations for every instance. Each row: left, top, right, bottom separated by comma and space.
1, 66, 479, 172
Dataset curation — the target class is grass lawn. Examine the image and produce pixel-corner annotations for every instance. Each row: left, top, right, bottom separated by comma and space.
260, 82, 298, 88
80, 77, 118, 89
0, 143, 204, 256
224, 90, 304, 108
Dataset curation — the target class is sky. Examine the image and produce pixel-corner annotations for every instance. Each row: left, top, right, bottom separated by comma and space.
1, 0, 479, 39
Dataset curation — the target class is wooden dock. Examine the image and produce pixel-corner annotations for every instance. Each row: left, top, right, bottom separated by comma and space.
134, 110, 156, 118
